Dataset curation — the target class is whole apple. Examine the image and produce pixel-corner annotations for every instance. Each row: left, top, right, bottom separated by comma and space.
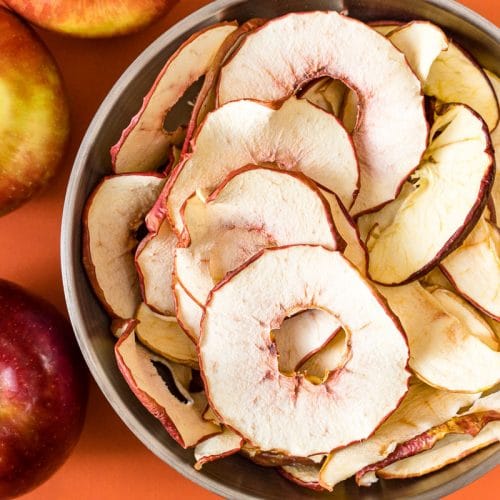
0, 280, 88, 498
3, 0, 178, 38
0, 7, 69, 216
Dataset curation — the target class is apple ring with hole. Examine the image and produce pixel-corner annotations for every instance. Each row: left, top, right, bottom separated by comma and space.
217, 11, 428, 216
174, 166, 343, 339
199, 245, 410, 457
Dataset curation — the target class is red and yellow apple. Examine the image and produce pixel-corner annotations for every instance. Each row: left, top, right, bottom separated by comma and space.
0, 280, 88, 498
3, 0, 178, 38
0, 7, 69, 216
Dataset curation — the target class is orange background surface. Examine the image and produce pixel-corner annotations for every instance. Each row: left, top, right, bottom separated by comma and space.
0, 0, 496, 498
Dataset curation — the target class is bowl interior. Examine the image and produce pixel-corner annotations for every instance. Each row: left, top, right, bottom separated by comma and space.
61, 1, 499, 498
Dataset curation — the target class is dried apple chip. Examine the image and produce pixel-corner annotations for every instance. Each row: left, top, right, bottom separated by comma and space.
379, 282, 500, 392
199, 245, 410, 457
115, 327, 219, 448
319, 380, 478, 490
83, 174, 164, 318
111, 22, 237, 173
135, 302, 198, 367
365, 104, 494, 285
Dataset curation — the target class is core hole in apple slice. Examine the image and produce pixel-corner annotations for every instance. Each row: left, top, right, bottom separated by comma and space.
297, 328, 350, 384
162, 77, 205, 135
272, 309, 341, 374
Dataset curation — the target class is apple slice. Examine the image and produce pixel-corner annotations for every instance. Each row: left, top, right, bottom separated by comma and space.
321, 190, 367, 273
135, 302, 198, 368
4, 0, 179, 37
319, 379, 479, 490
83, 174, 164, 318
485, 70, 500, 214
173, 278, 203, 342
115, 327, 219, 448
321, 80, 350, 117
163, 96, 358, 235
375, 392, 500, 480
430, 288, 499, 350
202, 405, 220, 425
387, 21, 448, 84
280, 464, 324, 491
193, 428, 243, 470
135, 219, 177, 316
217, 11, 427, 216
365, 103, 494, 285
183, 18, 265, 153
273, 310, 341, 375
0, 7, 69, 216
199, 245, 410, 456
425, 42, 499, 131
175, 167, 342, 334
440, 214, 500, 320
110, 22, 237, 173
379, 282, 500, 392
110, 318, 138, 339
379, 421, 499, 480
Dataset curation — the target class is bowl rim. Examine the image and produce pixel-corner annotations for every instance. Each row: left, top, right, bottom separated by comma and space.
61, 0, 500, 498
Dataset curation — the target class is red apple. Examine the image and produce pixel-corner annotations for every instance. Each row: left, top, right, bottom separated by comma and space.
0, 7, 69, 216
0, 280, 88, 498
3, 0, 178, 38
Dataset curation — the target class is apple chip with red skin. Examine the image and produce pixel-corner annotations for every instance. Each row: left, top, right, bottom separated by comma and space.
425, 42, 499, 131
5, 0, 178, 38
0, 7, 69, 216
217, 11, 427, 216
379, 282, 500, 393
485, 70, 500, 214
183, 18, 265, 153
365, 103, 494, 285
111, 23, 237, 173
135, 219, 177, 316
440, 216, 500, 321
319, 379, 479, 490
135, 302, 198, 368
162, 96, 358, 235
375, 392, 500, 480
115, 327, 219, 448
199, 245, 410, 457
175, 167, 342, 338
83, 174, 164, 318
193, 428, 243, 470
280, 463, 324, 491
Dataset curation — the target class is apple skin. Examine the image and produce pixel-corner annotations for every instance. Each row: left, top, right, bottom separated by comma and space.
0, 7, 69, 216
0, 280, 88, 498
4, 0, 178, 38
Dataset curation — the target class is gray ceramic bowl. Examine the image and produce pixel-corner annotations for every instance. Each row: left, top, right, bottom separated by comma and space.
61, 0, 500, 498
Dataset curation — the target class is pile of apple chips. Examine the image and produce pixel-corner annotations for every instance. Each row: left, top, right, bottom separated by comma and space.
83, 12, 500, 491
